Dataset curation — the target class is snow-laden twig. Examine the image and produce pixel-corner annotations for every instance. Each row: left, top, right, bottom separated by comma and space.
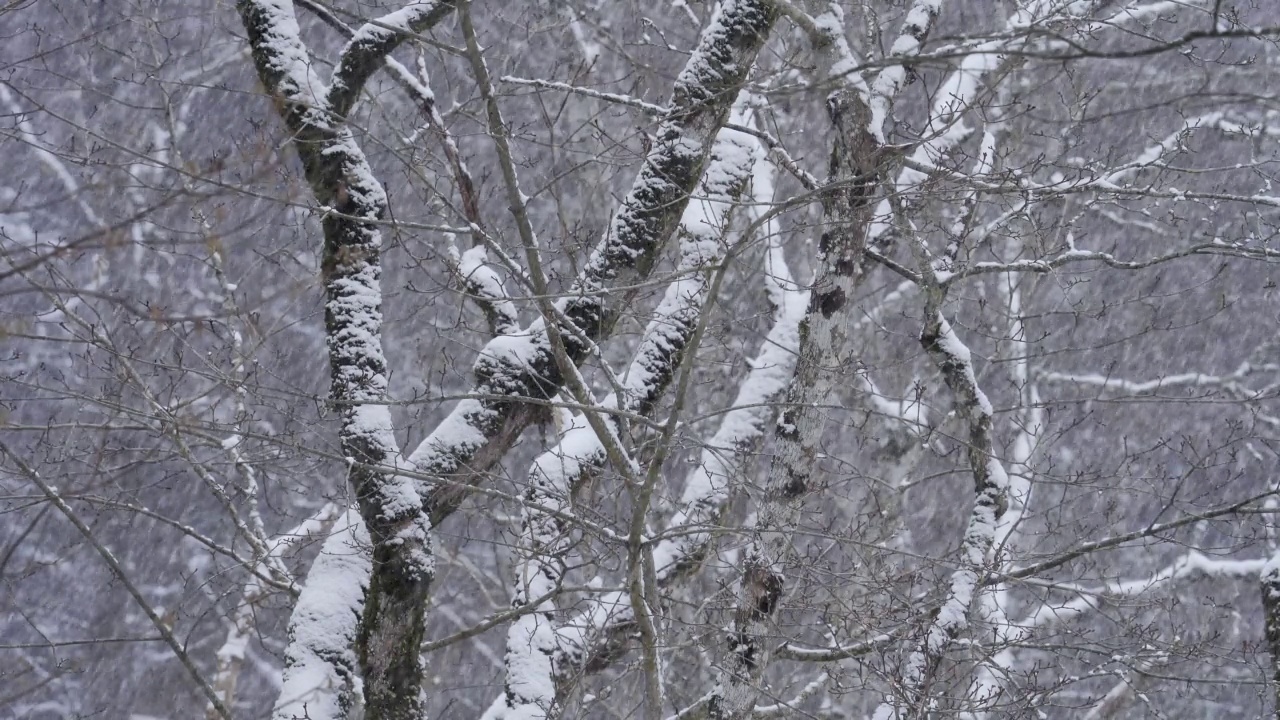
500, 76, 671, 116
948, 242, 1280, 283
0, 84, 106, 230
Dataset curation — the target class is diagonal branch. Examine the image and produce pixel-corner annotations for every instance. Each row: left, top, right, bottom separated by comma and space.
326, 1, 456, 119
409, 0, 780, 526
0, 441, 232, 720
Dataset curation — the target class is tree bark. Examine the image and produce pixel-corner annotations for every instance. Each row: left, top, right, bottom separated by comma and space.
708, 88, 883, 720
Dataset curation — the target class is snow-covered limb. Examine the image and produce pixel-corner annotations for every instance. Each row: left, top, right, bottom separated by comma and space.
554, 158, 806, 686
999, 489, 1276, 584
867, 0, 943, 142
1013, 550, 1266, 637
961, 237, 1041, 718
273, 509, 371, 720
457, 0, 646, 501
879, 310, 1009, 719
792, 1, 871, 101
325, 1, 456, 120
947, 241, 1280, 283
865, 0, 1120, 254
709, 82, 883, 720
1098, 111, 1277, 187
1037, 361, 1279, 396
236, 3, 454, 717
773, 631, 900, 662
651, 150, 807, 585
1264, 544, 1280, 718
291, 0, 483, 244
750, 673, 829, 717
866, 35, 1009, 252
874, 216, 1011, 716
448, 243, 520, 335
411, 0, 779, 525
1265, 422, 1280, 718
484, 100, 765, 720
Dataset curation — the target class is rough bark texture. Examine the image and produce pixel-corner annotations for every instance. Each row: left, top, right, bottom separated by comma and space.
237, 3, 454, 718
412, 0, 781, 523
240, 2, 777, 718
1263, 565, 1280, 719
708, 89, 883, 720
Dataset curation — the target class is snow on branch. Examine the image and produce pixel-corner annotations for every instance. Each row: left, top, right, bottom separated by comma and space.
207, 504, 340, 719
866, 0, 1115, 253
410, 0, 779, 524
500, 76, 671, 116
709, 76, 885, 720
1261, 550, 1280, 711
889, 312, 1009, 712
449, 243, 520, 335
238, 0, 329, 123
483, 99, 765, 720
1037, 361, 1279, 396
873, 216, 1011, 715
552, 150, 806, 688
947, 241, 1280, 283
962, 235, 1042, 718
273, 509, 371, 720
867, 0, 943, 142
326, 1, 456, 119
1013, 550, 1266, 638
650, 149, 807, 586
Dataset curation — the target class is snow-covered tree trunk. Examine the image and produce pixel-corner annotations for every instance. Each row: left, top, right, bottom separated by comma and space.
239, 1, 778, 717
236, 3, 454, 718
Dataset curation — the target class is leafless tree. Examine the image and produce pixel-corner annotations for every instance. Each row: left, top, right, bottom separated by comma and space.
3, 1, 1280, 719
